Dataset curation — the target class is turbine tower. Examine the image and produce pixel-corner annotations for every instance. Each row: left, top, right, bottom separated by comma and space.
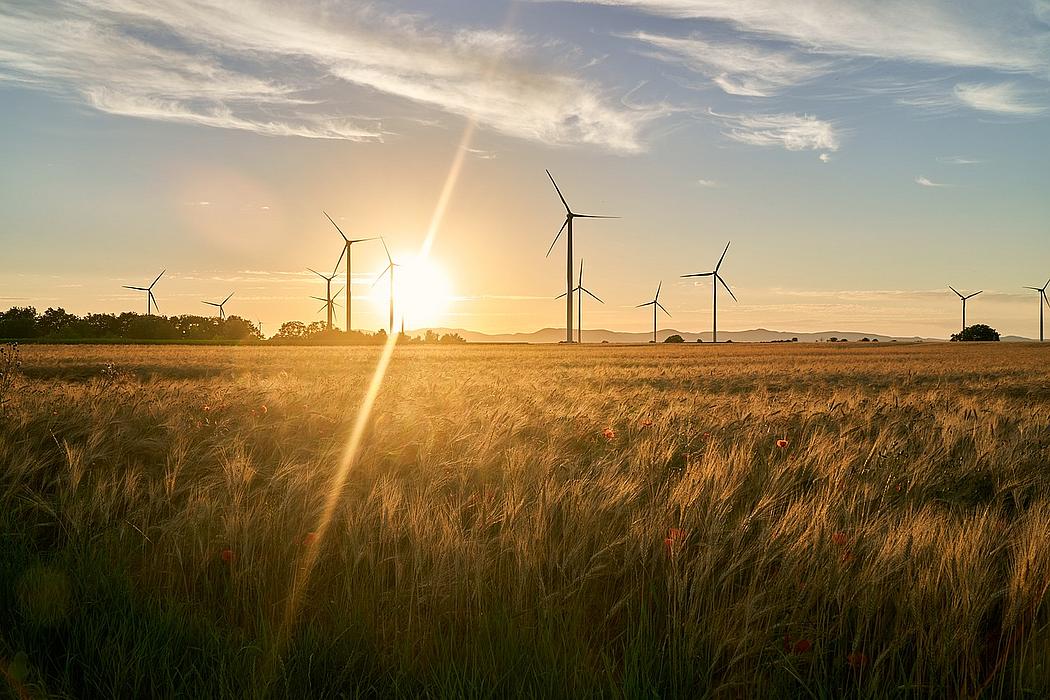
544, 170, 618, 343
308, 249, 346, 331
323, 211, 378, 334
681, 242, 737, 343
636, 282, 671, 344
555, 259, 604, 344
202, 292, 234, 320
373, 237, 401, 334
123, 270, 165, 315
1023, 278, 1050, 342
948, 286, 982, 334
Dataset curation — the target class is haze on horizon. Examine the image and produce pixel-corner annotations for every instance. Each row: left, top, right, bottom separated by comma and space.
1, 0, 1048, 339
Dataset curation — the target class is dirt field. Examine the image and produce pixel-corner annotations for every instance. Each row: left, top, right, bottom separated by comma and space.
2, 342, 1049, 697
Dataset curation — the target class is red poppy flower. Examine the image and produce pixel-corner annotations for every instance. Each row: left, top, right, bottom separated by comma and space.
640, 418, 653, 428
792, 639, 813, 654
303, 532, 319, 546
776, 439, 789, 448
832, 532, 848, 546
847, 652, 869, 669
602, 427, 616, 440
220, 548, 234, 563
259, 405, 268, 414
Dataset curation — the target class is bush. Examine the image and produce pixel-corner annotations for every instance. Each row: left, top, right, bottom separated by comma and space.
951, 324, 1000, 342
663, 334, 684, 343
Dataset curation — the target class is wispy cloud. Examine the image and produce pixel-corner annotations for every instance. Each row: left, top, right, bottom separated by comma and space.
915, 176, 950, 187
626, 31, 828, 96
553, 1, 1050, 74
938, 156, 982, 165
696, 178, 718, 187
0, 1, 662, 151
953, 82, 1047, 115
710, 110, 839, 153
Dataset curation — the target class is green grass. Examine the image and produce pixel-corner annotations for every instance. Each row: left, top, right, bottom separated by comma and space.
1, 343, 1049, 697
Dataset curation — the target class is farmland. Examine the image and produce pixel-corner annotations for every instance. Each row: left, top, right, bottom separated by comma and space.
1, 343, 1049, 697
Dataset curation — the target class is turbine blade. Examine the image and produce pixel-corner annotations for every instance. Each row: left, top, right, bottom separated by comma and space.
123, 286, 147, 291
583, 288, 604, 304
717, 274, 738, 302
948, 285, 962, 297
149, 291, 159, 313
333, 286, 345, 300
310, 296, 327, 302
546, 169, 571, 213
371, 265, 391, 288
332, 246, 347, 277
655, 281, 662, 301
1024, 287, 1040, 291
969, 291, 983, 298
203, 301, 219, 307
317, 302, 329, 314
323, 211, 350, 243
150, 270, 165, 289
715, 241, 731, 272
380, 235, 393, 263
657, 301, 671, 317
574, 214, 620, 219
350, 237, 379, 244
307, 267, 325, 279
222, 291, 235, 304
1043, 278, 1050, 292
636, 301, 654, 308
681, 272, 714, 278
555, 292, 568, 300
545, 218, 568, 258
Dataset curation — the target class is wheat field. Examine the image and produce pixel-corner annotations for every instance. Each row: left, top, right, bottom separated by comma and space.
1, 342, 1049, 697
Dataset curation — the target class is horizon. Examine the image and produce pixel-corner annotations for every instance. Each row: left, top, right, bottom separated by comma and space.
2, 1, 1049, 339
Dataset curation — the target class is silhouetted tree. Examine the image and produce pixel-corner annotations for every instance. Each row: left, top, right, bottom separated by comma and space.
0, 307, 39, 339
663, 334, 684, 343
951, 324, 1000, 342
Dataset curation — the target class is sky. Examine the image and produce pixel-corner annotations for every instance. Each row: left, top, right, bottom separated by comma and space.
1, 0, 1049, 339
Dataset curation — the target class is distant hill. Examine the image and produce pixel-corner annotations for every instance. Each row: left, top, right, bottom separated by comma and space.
409, 327, 956, 344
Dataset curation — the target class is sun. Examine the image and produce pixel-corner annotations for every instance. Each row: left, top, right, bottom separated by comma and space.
371, 256, 454, 331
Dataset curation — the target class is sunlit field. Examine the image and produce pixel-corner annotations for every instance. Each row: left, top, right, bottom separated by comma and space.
2, 343, 1049, 697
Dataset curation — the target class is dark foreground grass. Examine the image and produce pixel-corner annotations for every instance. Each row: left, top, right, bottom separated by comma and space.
2, 343, 1050, 698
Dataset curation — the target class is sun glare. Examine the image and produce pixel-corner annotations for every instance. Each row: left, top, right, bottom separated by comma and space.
370, 256, 454, 330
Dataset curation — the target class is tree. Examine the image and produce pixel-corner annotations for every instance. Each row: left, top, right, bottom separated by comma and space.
0, 307, 39, 339
951, 324, 1000, 342
274, 321, 308, 340
663, 334, 684, 343
439, 333, 465, 344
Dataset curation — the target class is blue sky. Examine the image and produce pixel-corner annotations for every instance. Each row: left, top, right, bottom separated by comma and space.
1, 0, 1048, 337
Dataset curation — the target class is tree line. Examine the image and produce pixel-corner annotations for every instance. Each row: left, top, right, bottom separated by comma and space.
0, 307, 466, 345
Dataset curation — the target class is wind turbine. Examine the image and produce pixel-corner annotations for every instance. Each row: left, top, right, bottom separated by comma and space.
202, 292, 234, 320
323, 211, 378, 334
1023, 278, 1050, 342
681, 242, 737, 343
948, 286, 982, 333
373, 237, 401, 334
555, 259, 604, 344
123, 270, 165, 315
636, 282, 671, 344
308, 249, 346, 331
544, 170, 618, 343
312, 287, 344, 324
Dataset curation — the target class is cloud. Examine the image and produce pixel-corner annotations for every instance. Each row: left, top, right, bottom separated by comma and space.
696, 178, 718, 187
915, 176, 950, 187
0, 1, 660, 151
953, 82, 1047, 115
938, 156, 982, 165
626, 31, 828, 96
553, 1, 1050, 74
819, 152, 831, 163
709, 110, 839, 152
